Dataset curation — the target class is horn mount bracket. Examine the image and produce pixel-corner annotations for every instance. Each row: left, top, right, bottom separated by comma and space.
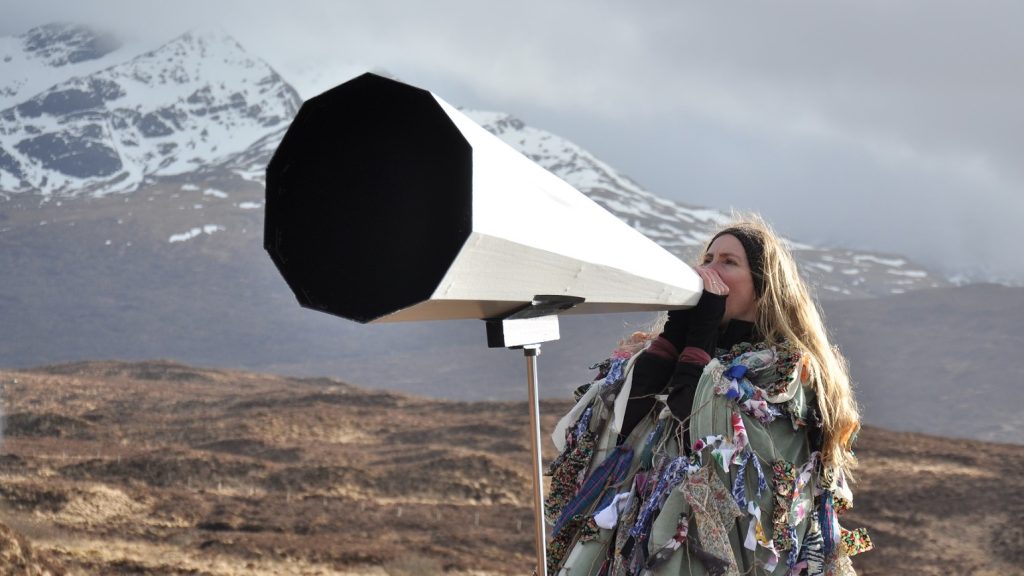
484, 295, 585, 349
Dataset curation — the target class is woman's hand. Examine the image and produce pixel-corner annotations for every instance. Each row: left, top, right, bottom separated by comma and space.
696, 266, 729, 296
661, 266, 730, 354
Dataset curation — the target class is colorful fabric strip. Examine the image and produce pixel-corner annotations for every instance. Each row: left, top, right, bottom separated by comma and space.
573, 405, 594, 439
604, 357, 628, 388
751, 451, 768, 495
638, 418, 667, 470
711, 442, 738, 473
680, 465, 741, 575
594, 491, 632, 529
552, 444, 634, 537
629, 456, 691, 539
731, 411, 749, 455
819, 491, 839, 557
824, 553, 857, 576
744, 500, 780, 573
685, 536, 733, 576
544, 431, 596, 524
785, 453, 819, 568
646, 515, 689, 569
797, 523, 826, 576
546, 515, 601, 573
732, 451, 751, 510
790, 454, 817, 526
839, 527, 873, 556
715, 369, 783, 424
731, 448, 768, 511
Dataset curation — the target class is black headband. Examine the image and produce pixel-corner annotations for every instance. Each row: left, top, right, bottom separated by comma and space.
708, 228, 766, 298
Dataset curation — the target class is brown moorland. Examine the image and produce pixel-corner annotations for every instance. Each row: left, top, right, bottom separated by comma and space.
0, 360, 1020, 575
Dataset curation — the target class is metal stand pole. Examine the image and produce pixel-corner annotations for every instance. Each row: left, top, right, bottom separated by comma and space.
486, 296, 583, 576
523, 344, 548, 576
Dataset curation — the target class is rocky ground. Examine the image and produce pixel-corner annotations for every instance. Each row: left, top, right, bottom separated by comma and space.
0, 360, 1020, 575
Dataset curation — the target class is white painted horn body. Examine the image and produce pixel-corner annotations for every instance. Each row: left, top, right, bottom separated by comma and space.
265, 73, 702, 324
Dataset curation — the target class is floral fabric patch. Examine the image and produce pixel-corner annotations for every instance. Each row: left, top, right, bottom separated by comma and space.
680, 465, 742, 574
839, 527, 873, 557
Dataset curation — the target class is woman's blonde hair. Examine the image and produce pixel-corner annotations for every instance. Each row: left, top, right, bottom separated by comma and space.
632, 214, 861, 474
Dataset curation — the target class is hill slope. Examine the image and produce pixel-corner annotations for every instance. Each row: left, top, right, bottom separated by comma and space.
2, 192, 1018, 445
0, 361, 1021, 575
822, 283, 1024, 444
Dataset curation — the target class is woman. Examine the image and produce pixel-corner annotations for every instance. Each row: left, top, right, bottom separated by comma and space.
545, 216, 871, 575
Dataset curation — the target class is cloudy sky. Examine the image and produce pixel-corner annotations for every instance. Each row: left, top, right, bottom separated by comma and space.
4, 0, 1023, 283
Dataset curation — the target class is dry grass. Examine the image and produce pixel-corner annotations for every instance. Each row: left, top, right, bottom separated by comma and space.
0, 360, 1022, 574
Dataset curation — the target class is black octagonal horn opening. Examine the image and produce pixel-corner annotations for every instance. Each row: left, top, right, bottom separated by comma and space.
265, 73, 473, 323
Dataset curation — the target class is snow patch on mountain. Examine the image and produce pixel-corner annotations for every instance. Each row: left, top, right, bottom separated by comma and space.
169, 224, 223, 243
0, 24, 165, 111
0, 28, 301, 196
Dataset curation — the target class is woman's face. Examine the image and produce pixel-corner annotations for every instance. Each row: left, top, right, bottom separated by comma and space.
701, 234, 758, 323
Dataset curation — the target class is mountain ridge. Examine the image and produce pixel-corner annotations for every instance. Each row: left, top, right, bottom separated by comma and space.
0, 23, 147, 109
0, 23, 961, 295
0, 25, 300, 196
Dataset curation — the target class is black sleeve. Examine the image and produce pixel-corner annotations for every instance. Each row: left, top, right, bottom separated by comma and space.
618, 351, 675, 443
660, 309, 691, 352
683, 292, 726, 356
665, 362, 706, 452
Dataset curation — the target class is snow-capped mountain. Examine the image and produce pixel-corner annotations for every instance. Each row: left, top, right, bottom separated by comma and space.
0, 26, 300, 196
0, 23, 947, 297
0, 24, 150, 110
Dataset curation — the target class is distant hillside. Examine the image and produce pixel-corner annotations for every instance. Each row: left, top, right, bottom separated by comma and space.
1, 191, 1019, 446
0, 360, 1021, 575
822, 283, 1024, 444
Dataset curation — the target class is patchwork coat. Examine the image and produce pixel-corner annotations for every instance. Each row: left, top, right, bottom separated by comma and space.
545, 340, 870, 576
